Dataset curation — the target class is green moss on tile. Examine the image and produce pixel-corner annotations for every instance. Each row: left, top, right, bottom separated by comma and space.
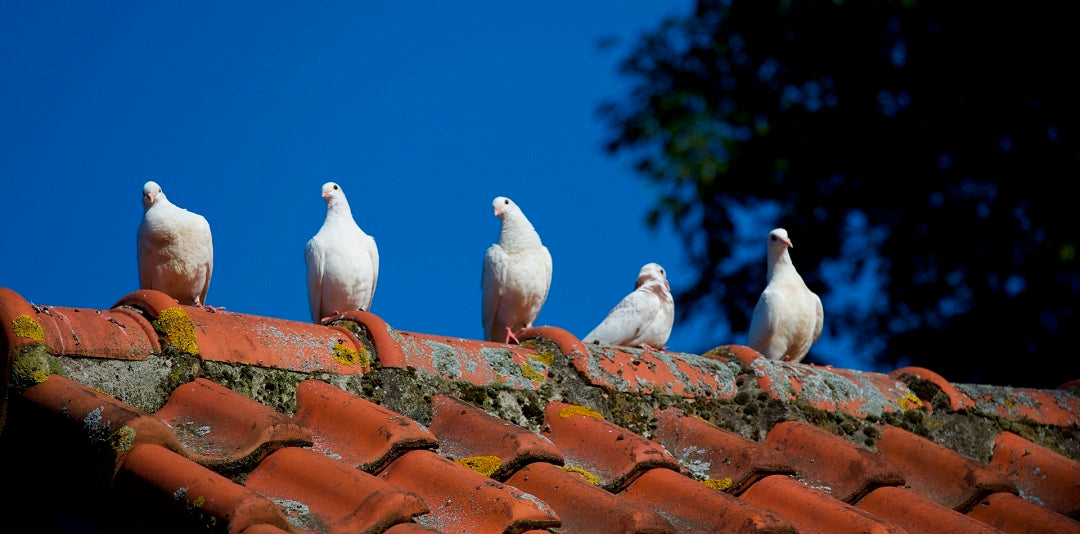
110, 425, 137, 452
11, 314, 45, 342
8, 344, 63, 392
152, 308, 199, 355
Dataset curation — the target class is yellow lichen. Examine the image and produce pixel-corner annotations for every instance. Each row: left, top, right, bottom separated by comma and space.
1004, 397, 1017, 410
456, 455, 501, 477
152, 308, 199, 355
192, 495, 206, 508
898, 392, 923, 411
561, 465, 602, 485
528, 350, 555, 366
110, 426, 137, 452
332, 342, 369, 366
520, 362, 546, 382
31, 370, 50, 383
701, 478, 734, 491
12, 315, 45, 342
558, 405, 604, 420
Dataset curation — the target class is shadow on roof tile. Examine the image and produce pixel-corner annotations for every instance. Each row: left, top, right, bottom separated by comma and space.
764, 420, 904, 503
620, 467, 797, 533
990, 431, 1080, 518
875, 424, 1016, 511
292, 379, 438, 473
507, 461, 677, 533
153, 378, 313, 473
116, 443, 293, 533
739, 474, 905, 533
542, 400, 680, 491
429, 394, 562, 480
966, 491, 1080, 533
378, 449, 561, 533
855, 486, 1000, 533
653, 407, 796, 495
245, 446, 428, 533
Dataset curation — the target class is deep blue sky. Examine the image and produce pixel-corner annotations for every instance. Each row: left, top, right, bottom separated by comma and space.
2, 2, 866, 368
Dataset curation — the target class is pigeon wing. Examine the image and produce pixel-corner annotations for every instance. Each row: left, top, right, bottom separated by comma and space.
584, 289, 656, 346
481, 243, 509, 341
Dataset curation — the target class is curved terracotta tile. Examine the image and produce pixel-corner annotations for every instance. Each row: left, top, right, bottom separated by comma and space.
572, 341, 740, 399
113, 288, 189, 316
966, 491, 1080, 532
875, 424, 1016, 511
1, 287, 159, 361
619, 467, 797, 533
237, 524, 293, 534
393, 330, 552, 389
703, 344, 763, 367
764, 420, 904, 503
739, 474, 905, 533
154, 378, 312, 471
1058, 378, 1080, 391
855, 486, 1000, 534
517, 325, 589, 362
507, 461, 676, 533
378, 449, 560, 532
116, 442, 293, 533
954, 383, 1080, 427
542, 401, 680, 491
653, 407, 795, 494
332, 310, 406, 368
292, 379, 437, 473
246, 446, 428, 533
429, 394, 562, 480
889, 366, 977, 411
990, 431, 1080, 518
19, 375, 182, 468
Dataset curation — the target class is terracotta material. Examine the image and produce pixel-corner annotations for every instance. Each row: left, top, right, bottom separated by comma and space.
293, 379, 438, 473
875, 424, 1016, 511
331, 309, 406, 368
378, 449, 560, 533
245, 446, 428, 533
517, 325, 590, 363
154, 378, 313, 470
889, 366, 977, 411
116, 443, 292, 533
19, 375, 182, 470
507, 461, 676, 533
653, 407, 795, 494
573, 340, 739, 399
429, 394, 562, 480
764, 420, 904, 503
966, 491, 1080, 533
392, 329, 552, 389
620, 467, 797, 533
957, 382, 1080, 427
382, 523, 441, 533
740, 474, 906, 534
855, 486, 1000, 533
990, 431, 1080, 518
542, 400, 680, 491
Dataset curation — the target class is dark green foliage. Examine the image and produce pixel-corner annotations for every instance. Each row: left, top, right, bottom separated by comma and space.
601, 0, 1080, 387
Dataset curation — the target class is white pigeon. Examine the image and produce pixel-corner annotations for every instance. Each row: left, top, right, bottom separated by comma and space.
137, 181, 214, 306
583, 263, 674, 351
305, 182, 380, 323
481, 196, 553, 344
747, 228, 824, 362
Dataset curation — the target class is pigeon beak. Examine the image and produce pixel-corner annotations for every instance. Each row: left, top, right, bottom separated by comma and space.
665, 280, 670, 290
782, 237, 793, 248
494, 206, 503, 217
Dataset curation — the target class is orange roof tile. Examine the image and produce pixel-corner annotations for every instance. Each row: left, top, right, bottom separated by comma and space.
3, 286, 1079, 533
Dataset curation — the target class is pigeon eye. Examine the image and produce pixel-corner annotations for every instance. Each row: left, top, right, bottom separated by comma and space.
770, 235, 776, 241
333, 184, 339, 190
503, 199, 509, 205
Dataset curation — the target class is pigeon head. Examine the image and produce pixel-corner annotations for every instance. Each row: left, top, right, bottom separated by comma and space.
142, 181, 164, 209
637, 262, 670, 290
492, 196, 518, 219
321, 182, 345, 202
768, 228, 793, 249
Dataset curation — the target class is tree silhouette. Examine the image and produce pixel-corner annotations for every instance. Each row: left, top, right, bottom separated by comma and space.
600, 0, 1080, 388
